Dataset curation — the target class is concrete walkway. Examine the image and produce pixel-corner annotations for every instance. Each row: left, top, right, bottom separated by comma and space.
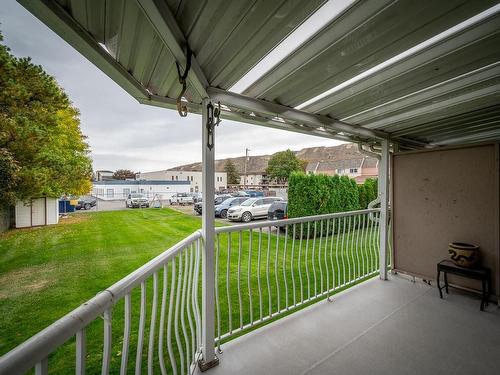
199, 275, 500, 375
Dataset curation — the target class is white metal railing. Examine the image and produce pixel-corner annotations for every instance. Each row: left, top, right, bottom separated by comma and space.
0, 232, 203, 375
213, 208, 382, 348
0, 208, 386, 374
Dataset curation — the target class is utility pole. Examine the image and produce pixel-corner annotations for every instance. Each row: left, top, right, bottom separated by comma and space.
244, 148, 250, 189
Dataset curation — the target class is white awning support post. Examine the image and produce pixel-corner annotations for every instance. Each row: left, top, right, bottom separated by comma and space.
379, 139, 390, 280
199, 98, 219, 371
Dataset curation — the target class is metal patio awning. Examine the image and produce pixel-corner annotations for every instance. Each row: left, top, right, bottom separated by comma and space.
18, 0, 500, 149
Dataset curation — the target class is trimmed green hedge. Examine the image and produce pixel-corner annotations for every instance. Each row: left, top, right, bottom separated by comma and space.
288, 173, 360, 218
357, 178, 378, 209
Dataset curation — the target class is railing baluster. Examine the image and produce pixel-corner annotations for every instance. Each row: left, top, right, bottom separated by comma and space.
148, 273, 158, 375
194, 239, 202, 351
365, 213, 371, 274
237, 231, 243, 329
299, 223, 304, 303
353, 215, 359, 280
283, 224, 289, 310
346, 216, 352, 285
215, 234, 221, 350
291, 224, 297, 307
248, 229, 253, 325
351, 215, 357, 280
181, 249, 190, 371
305, 222, 311, 300
257, 228, 263, 322
186, 245, 196, 364
102, 308, 112, 375
355, 215, 361, 280
121, 293, 131, 375
266, 228, 272, 318
174, 253, 185, 375
275, 226, 281, 313
135, 282, 146, 375
369, 212, 377, 272
329, 218, 336, 296
167, 259, 177, 375
76, 329, 86, 375
376, 211, 381, 269
318, 220, 324, 294
312, 221, 317, 297
158, 265, 168, 375
35, 358, 48, 375
340, 217, 347, 286
226, 233, 233, 334
324, 219, 330, 295
335, 217, 341, 289
359, 214, 367, 279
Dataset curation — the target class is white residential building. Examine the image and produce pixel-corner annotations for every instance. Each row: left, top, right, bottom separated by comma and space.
239, 173, 265, 186
137, 170, 227, 192
92, 180, 190, 200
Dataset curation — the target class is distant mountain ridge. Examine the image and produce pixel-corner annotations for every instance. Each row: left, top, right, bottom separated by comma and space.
168, 143, 375, 174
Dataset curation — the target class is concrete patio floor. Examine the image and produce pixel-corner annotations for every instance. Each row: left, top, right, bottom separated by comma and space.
200, 274, 500, 375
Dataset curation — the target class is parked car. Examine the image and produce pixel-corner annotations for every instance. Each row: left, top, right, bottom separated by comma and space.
267, 201, 288, 227
75, 196, 97, 210
232, 191, 250, 197
244, 190, 264, 197
170, 192, 194, 205
215, 197, 250, 219
227, 197, 283, 222
126, 193, 149, 208
191, 192, 202, 203
194, 194, 232, 215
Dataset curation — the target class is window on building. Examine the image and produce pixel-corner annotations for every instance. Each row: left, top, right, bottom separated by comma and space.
176, 176, 178, 180
337, 169, 344, 174
106, 189, 114, 198
349, 168, 358, 173
171, 176, 174, 181
123, 188, 130, 198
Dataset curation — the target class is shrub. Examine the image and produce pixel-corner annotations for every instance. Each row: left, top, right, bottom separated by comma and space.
288, 173, 360, 236
358, 178, 378, 209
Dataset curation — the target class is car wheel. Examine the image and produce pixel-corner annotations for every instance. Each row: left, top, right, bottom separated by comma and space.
220, 209, 228, 219
84, 203, 91, 210
241, 211, 252, 223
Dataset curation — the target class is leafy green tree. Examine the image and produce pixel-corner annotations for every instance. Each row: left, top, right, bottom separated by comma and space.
224, 159, 240, 185
112, 169, 136, 180
0, 31, 92, 206
266, 149, 304, 184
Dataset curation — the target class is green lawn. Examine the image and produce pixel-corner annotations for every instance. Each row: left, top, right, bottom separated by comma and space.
0, 208, 380, 374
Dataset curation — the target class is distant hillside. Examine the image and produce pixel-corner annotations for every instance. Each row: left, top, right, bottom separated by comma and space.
169, 143, 375, 174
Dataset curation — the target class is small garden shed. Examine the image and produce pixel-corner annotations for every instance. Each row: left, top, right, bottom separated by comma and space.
14, 197, 59, 228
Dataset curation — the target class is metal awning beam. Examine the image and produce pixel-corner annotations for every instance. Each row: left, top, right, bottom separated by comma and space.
136, 0, 209, 99
207, 87, 388, 141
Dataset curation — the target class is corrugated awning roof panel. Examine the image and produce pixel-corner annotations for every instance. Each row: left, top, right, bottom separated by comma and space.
19, 0, 500, 148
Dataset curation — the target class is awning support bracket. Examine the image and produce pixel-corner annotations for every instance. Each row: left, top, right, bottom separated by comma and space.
175, 47, 192, 117
206, 101, 221, 150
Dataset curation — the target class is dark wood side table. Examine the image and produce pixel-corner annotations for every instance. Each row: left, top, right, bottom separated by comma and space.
437, 260, 492, 311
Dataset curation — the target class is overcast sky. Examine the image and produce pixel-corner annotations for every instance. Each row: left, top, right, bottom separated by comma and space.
0, 0, 343, 173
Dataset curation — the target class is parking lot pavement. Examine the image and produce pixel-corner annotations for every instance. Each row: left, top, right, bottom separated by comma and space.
74, 201, 278, 231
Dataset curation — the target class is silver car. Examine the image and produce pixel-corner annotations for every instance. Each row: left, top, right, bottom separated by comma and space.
227, 197, 283, 222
